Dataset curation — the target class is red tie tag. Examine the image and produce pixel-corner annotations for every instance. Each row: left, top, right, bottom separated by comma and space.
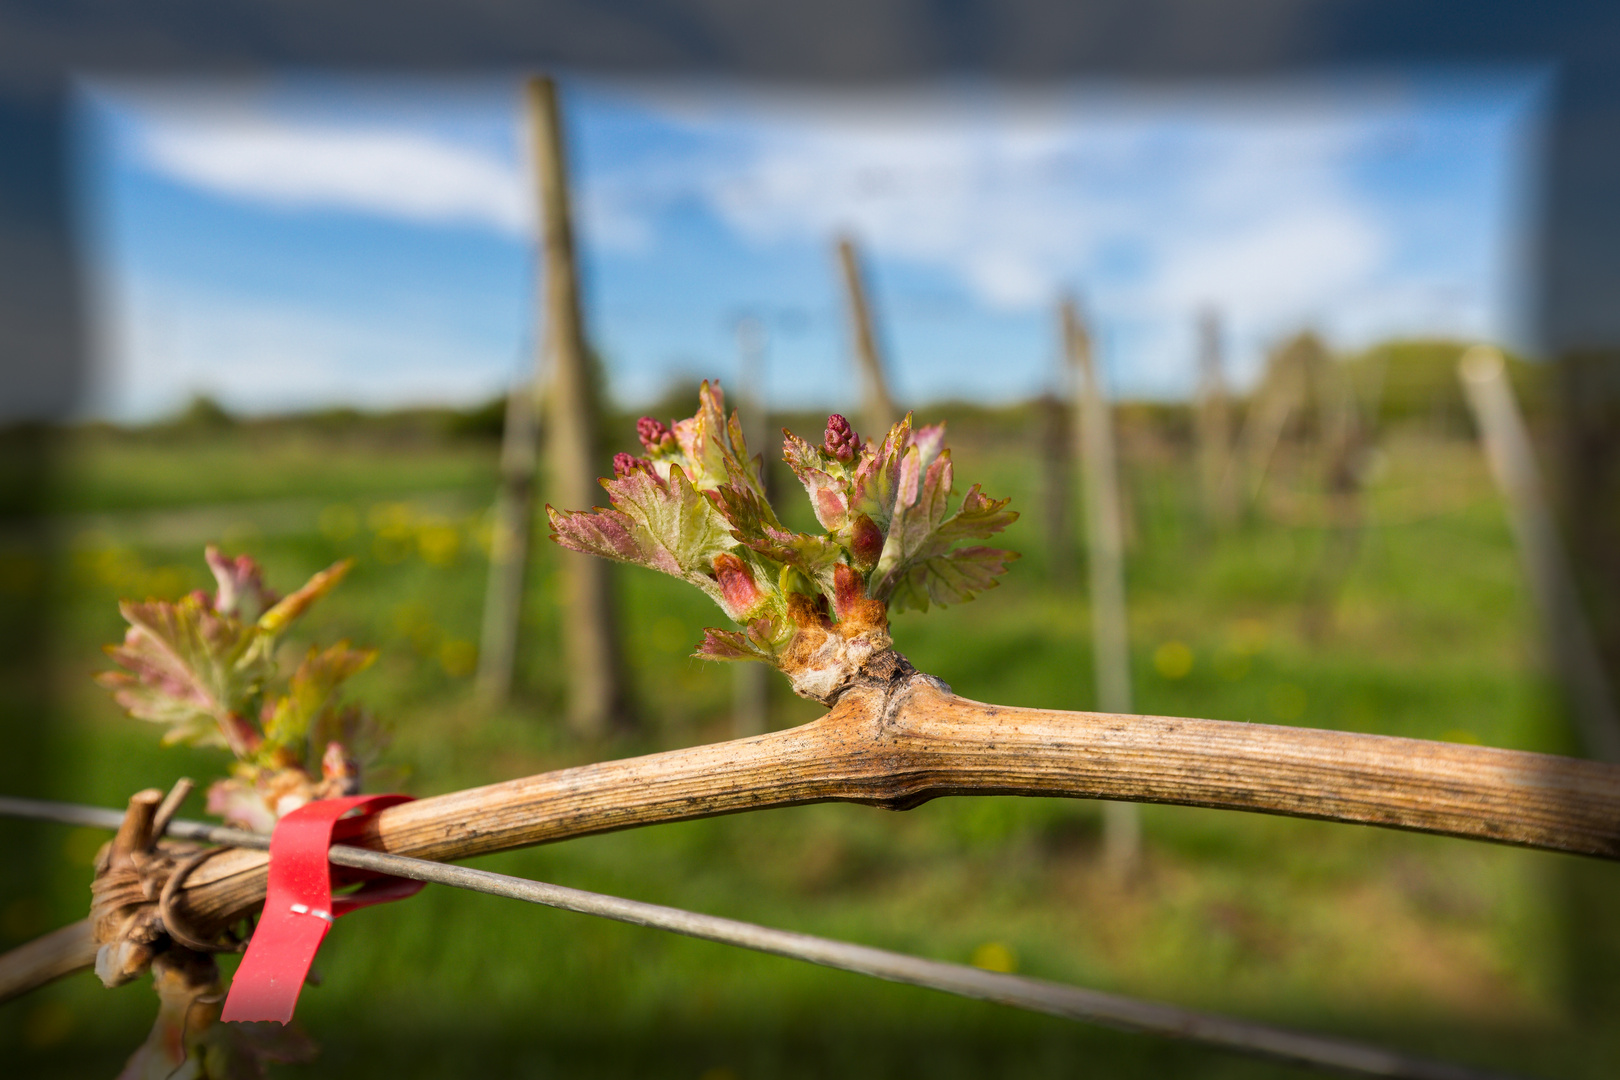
221, 794, 422, 1024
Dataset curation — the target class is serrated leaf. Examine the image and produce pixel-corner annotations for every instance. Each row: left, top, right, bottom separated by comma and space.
98, 595, 268, 756
549, 463, 736, 600
546, 504, 645, 564
869, 448, 1019, 609
933, 484, 1020, 544
876, 450, 954, 578
887, 546, 1020, 614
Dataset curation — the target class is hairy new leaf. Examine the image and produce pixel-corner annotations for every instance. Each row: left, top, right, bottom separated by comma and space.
98, 595, 268, 757
549, 463, 737, 603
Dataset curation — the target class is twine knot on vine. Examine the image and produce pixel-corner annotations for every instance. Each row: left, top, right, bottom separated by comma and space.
89, 781, 242, 989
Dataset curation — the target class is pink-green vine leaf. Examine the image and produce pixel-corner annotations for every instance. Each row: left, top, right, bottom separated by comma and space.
870, 458, 1020, 609
548, 461, 737, 602
98, 595, 269, 758
932, 484, 1021, 545
546, 504, 646, 565
848, 414, 912, 531
885, 545, 1020, 614
102, 546, 389, 829
256, 559, 353, 636
708, 478, 782, 538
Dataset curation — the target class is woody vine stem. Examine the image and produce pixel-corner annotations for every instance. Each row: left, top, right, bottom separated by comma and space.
4, 386, 1620, 1077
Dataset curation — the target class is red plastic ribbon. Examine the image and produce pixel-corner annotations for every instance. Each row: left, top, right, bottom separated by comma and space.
221, 794, 422, 1024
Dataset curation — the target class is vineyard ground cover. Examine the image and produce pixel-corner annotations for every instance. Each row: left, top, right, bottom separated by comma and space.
4, 411, 1619, 1078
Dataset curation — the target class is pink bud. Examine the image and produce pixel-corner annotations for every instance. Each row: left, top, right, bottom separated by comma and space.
637, 417, 676, 454
712, 553, 765, 618
849, 514, 884, 569
824, 414, 861, 462
612, 452, 646, 478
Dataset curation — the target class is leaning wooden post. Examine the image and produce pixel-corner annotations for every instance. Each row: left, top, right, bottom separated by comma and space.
1063, 297, 1142, 876
1238, 333, 1311, 510
1459, 346, 1620, 761
732, 315, 771, 736
836, 235, 898, 439
529, 74, 629, 737
1195, 308, 1236, 529
475, 376, 541, 703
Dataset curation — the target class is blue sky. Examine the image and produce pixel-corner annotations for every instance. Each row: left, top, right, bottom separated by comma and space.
74, 70, 1548, 421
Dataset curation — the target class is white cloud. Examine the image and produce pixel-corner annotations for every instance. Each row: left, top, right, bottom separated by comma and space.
136, 116, 531, 235
583, 93, 1401, 333
86, 277, 517, 421
583, 83, 1532, 393
89, 78, 1537, 409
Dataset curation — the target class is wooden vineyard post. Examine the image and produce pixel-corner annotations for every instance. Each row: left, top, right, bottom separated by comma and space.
835, 235, 898, 440
529, 75, 629, 737
1237, 332, 1318, 510
732, 315, 770, 736
1062, 297, 1142, 877
1196, 308, 1236, 529
475, 375, 541, 703
1459, 346, 1620, 761
1300, 346, 1368, 642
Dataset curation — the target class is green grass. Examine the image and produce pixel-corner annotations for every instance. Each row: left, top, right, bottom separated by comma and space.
5, 415, 1620, 1079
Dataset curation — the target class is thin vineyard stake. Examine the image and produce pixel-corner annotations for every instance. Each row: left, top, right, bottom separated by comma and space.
1063, 297, 1142, 878
1196, 308, 1237, 530
476, 370, 541, 704
835, 234, 898, 439
1238, 334, 1308, 509
1300, 340, 1368, 642
0, 798, 1520, 1080
530, 74, 629, 736
1459, 347, 1620, 761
